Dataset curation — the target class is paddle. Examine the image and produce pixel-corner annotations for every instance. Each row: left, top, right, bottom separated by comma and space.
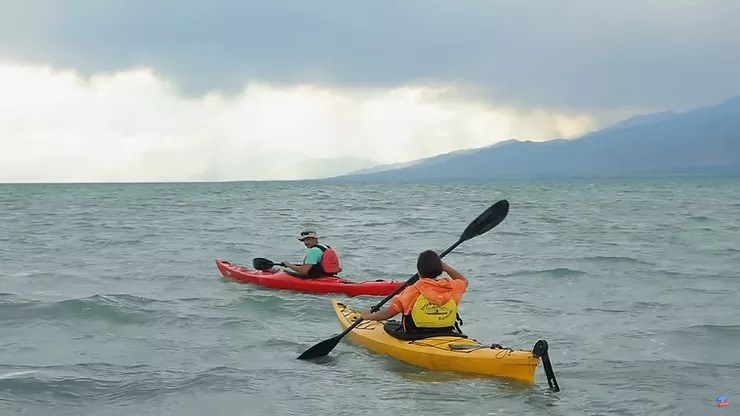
253, 257, 285, 270
296, 199, 510, 360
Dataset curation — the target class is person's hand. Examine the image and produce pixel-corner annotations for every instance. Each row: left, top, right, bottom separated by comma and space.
281, 261, 290, 267
360, 309, 373, 319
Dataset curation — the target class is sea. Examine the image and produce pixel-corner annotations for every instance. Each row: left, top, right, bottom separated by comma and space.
1, 178, 738, 415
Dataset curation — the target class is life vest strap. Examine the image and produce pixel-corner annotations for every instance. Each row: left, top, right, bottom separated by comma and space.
454, 312, 463, 333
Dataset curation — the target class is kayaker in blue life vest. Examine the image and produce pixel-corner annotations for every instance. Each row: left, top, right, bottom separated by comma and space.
281, 229, 343, 278
360, 250, 468, 333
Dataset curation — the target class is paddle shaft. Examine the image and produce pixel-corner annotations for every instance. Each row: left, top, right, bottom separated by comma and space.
333, 237, 464, 338
253, 257, 303, 270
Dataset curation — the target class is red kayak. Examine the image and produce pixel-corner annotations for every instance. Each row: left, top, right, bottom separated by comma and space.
215, 259, 404, 297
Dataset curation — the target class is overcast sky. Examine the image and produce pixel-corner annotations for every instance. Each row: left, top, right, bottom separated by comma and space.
1, 0, 739, 182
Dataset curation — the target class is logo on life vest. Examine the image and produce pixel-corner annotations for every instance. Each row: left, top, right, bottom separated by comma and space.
418, 301, 453, 319
410, 294, 457, 328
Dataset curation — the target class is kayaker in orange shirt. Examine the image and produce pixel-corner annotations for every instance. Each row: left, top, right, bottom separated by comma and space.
360, 250, 468, 333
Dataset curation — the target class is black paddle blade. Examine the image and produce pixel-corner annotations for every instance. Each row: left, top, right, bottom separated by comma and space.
296, 334, 342, 360
253, 257, 277, 270
459, 199, 509, 242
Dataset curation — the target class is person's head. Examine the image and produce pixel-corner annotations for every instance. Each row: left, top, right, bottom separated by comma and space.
297, 229, 320, 248
417, 250, 443, 279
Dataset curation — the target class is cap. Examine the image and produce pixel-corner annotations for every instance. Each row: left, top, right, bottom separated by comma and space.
297, 229, 320, 241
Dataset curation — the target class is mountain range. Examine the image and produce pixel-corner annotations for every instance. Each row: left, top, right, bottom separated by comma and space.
324, 94, 740, 181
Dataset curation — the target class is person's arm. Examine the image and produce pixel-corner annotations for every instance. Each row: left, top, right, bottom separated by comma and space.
442, 261, 467, 284
282, 262, 312, 275
361, 292, 405, 321
283, 247, 321, 275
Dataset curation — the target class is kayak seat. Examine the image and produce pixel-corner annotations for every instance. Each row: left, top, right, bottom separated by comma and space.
383, 320, 468, 341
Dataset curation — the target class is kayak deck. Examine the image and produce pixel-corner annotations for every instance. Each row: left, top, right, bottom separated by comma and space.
331, 299, 543, 384
215, 259, 404, 297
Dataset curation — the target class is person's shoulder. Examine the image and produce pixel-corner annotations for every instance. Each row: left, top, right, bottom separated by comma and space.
451, 278, 468, 290
395, 281, 419, 296
308, 246, 323, 253
392, 284, 419, 306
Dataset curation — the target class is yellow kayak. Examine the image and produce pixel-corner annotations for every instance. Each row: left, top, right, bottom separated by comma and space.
330, 299, 559, 387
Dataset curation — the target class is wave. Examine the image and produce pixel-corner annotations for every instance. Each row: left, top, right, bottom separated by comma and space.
501, 267, 587, 278
0, 363, 257, 405
350, 220, 397, 228
669, 324, 740, 339
0, 294, 159, 325
583, 307, 628, 313
581, 255, 653, 266
495, 230, 528, 236
491, 298, 562, 316
0, 292, 26, 304
630, 301, 675, 312
0, 294, 251, 328
689, 215, 711, 222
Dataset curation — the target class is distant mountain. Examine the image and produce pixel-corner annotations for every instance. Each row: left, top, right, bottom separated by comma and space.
342, 159, 421, 176
597, 111, 678, 134
344, 146, 484, 176
300, 157, 380, 179
326, 95, 740, 181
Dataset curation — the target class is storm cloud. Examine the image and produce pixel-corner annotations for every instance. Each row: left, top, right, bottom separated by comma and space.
2, 0, 739, 113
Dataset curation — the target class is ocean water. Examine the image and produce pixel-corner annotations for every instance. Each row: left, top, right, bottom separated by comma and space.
1, 178, 738, 415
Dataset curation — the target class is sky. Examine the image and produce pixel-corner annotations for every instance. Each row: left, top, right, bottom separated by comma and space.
1, 0, 739, 182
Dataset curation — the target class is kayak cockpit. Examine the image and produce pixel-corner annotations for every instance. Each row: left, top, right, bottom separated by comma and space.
382, 320, 469, 341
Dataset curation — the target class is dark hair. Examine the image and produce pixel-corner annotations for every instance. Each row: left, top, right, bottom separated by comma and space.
417, 250, 443, 278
